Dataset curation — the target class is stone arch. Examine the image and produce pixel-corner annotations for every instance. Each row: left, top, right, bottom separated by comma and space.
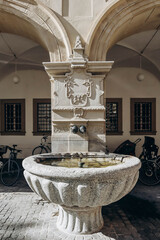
86, 0, 160, 60
0, 0, 72, 61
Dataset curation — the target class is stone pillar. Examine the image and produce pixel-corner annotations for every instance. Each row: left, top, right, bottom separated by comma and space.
44, 36, 113, 153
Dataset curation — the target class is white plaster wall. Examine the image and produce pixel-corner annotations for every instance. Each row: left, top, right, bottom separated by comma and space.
41, 0, 107, 18
0, 70, 50, 158
40, 0, 108, 42
105, 67, 160, 157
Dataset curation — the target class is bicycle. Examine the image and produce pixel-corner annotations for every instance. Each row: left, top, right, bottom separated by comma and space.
138, 136, 160, 186
0, 145, 21, 186
112, 136, 160, 186
32, 136, 51, 155
114, 138, 141, 156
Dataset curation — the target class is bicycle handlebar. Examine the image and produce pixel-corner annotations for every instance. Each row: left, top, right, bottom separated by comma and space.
134, 138, 141, 144
7, 146, 22, 153
41, 135, 48, 143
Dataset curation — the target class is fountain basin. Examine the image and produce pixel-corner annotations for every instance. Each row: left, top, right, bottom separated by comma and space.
23, 153, 141, 237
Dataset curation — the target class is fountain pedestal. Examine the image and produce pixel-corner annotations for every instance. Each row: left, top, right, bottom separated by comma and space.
57, 205, 103, 234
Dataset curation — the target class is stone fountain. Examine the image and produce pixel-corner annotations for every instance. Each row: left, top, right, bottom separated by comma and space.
23, 37, 141, 240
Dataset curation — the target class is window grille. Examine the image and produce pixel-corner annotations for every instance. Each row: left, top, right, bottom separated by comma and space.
106, 102, 118, 132
134, 102, 152, 132
5, 103, 22, 132
0, 99, 25, 135
106, 98, 122, 135
33, 99, 51, 135
131, 98, 156, 135
37, 103, 51, 132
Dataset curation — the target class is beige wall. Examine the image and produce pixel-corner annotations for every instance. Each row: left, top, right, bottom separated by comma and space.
0, 70, 50, 158
1, 67, 159, 158
105, 67, 160, 156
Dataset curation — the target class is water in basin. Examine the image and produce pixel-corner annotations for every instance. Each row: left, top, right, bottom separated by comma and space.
35, 154, 124, 168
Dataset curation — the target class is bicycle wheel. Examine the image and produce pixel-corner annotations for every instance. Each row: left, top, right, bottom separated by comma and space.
32, 146, 48, 155
155, 157, 160, 181
139, 160, 160, 186
1, 160, 20, 186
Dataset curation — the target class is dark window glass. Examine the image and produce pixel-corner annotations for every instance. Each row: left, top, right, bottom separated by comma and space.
37, 103, 51, 132
106, 102, 118, 132
131, 98, 156, 135
5, 103, 22, 132
0, 99, 25, 135
33, 99, 51, 135
106, 99, 122, 135
134, 102, 152, 132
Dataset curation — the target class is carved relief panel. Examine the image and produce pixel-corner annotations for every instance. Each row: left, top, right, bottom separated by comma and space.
65, 71, 92, 107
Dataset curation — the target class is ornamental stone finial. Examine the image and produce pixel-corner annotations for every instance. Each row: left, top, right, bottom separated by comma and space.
72, 35, 85, 67
74, 35, 83, 49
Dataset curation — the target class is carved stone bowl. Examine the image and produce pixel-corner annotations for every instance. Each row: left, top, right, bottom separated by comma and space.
23, 154, 141, 238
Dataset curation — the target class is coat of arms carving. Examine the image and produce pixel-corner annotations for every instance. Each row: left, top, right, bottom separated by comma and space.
65, 73, 93, 107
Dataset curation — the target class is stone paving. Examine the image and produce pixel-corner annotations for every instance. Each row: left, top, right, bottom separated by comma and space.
0, 175, 160, 240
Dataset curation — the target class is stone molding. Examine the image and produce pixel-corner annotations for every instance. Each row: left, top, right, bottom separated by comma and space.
52, 119, 105, 123
52, 106, 105, 110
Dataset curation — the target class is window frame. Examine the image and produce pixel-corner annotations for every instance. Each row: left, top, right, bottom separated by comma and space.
106, 98, 123, 135
33, 98, 51, 136
130, 98, 156, 135
0, 99, 25, 135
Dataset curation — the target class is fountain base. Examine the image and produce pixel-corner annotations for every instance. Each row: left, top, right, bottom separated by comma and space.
53, 227, 113, 240
57, 205, 104, 235
23, 153, 141, 240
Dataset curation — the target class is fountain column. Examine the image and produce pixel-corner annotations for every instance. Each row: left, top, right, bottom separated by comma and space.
24, 37, 141, 240
43, 37, 113, 153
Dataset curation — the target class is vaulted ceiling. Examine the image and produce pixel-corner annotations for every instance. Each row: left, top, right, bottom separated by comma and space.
106, 29, 160, 79
0, 32, 49, 78
0, 29, 159, 79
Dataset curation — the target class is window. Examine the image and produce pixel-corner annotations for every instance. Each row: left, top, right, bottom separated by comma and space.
0, 99, 25, 135
33, 99, 51, 135
130, 98, 156, 135
106, 98, 122, 135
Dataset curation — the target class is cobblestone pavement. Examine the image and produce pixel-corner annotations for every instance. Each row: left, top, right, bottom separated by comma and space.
0, 175, 160, 240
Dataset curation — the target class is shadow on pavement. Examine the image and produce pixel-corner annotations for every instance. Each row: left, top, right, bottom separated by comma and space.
0, 174, 32, 192
102, 193, 160, 240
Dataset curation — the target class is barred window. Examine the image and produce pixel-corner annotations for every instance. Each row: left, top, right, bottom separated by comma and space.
130, 98, 156, 135
106, 98, 122, 135
33, 99, 51, 135
1, 99, 25, 135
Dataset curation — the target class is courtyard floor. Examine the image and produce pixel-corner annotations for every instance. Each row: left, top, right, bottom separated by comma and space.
0, 174, 160, 240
